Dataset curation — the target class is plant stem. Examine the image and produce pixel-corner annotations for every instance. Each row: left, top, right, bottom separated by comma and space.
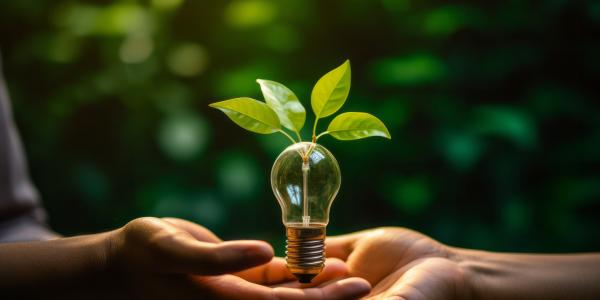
315, 131, 329, 141
294, 131, 303, 143
278, 130, 297, 144
302, 141, 317, 164
312, 118, 319, 142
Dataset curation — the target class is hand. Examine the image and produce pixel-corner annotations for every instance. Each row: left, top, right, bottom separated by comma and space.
107, 217, 371, 299
326, 227, 470, 300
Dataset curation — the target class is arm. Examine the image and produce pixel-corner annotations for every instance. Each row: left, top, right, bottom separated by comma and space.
457, 249, 600, 300
0, 217, 371, 300
0, 232, 110, 288
326, 227, 600, 300
0, 217, 271, 295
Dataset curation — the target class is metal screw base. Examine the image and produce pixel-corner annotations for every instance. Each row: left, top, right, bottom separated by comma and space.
285, 225, 326, 283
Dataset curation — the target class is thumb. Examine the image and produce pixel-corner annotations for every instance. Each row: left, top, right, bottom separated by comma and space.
325, 231, 369, 260
158, 236, 274, 275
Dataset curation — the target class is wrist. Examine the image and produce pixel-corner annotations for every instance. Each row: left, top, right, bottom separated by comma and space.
452, 249, 600, 300
86, 229, 127, 296
102, 227, 125, 273
60, 230, 127, 297
71, 230, 120, 280
449, 247, 491, 300
450, 247, 527, 300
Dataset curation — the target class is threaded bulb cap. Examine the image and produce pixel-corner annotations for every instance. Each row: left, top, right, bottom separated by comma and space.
285, 225, 326, 283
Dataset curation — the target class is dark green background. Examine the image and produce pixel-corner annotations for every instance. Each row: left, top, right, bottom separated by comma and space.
1, 0, 599, 254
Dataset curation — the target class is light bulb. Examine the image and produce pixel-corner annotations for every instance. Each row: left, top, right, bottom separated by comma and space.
271, 142, 341, 283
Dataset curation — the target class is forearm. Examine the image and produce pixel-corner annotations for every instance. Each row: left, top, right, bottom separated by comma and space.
0, 231, 112, 288
456, 248, 600, 300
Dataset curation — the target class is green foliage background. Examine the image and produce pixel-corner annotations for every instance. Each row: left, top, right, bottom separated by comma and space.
1, 0, 599, 254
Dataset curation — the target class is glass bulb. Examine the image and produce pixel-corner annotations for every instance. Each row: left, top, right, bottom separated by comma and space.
271, 142, 341, 283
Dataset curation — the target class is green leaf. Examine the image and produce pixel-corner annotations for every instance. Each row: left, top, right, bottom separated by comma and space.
256, 79, 305, 133
209, 97, 281, 134
325, 112, 391, 140
311, 60, 351, 119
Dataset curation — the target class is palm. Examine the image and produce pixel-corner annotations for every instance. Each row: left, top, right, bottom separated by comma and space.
327, 228, 468, 300
115, 217, 370, 300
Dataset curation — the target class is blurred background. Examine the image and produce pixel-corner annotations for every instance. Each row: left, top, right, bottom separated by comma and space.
1, 0, 599, 254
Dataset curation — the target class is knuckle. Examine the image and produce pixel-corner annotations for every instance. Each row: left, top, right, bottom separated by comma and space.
124, 217, 160, 234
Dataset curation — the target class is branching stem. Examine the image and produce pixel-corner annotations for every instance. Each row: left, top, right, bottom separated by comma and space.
278, 130, 297, 144
312, 118, 319, 142
315, 131, 329, 141
294, 131, 303, 143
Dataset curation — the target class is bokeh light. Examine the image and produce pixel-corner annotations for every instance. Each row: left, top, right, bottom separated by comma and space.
1, 0, 599, 254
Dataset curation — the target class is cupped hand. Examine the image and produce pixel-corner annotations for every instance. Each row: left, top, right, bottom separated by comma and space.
107, 217, 371, 299
326, 227, 471, 300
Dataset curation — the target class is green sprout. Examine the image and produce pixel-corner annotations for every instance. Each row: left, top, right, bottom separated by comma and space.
209, 60, 391, 146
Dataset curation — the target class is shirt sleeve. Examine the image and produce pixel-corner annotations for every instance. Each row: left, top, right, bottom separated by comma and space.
0, 52, 57, 242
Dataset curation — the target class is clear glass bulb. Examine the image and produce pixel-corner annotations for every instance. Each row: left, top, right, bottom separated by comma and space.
271, 142, 341, 283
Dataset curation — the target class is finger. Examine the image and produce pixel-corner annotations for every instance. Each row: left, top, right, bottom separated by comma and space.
234, 257, 296, 284
379, 258, 465, 300
189, 275, 275, 300
300, 258, 348, 287
273, 277, 371, 300
161, 217, 222, 243
188, 274, 371, 300
325, 231, 369, 260
157, 234, 274, 275
271, 258, 348, 288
